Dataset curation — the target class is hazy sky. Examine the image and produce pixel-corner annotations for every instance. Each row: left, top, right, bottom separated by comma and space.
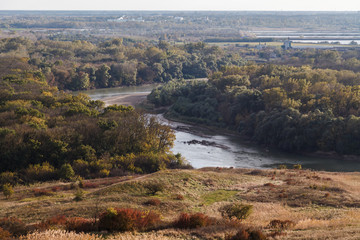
1, 0, 360, 11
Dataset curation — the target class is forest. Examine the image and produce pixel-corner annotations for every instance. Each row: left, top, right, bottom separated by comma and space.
148, 63, 360, 155
0, 57, 188, 185
0, 37, 244, 91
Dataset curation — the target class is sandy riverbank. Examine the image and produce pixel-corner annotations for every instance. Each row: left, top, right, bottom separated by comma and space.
101, 92, 149, 107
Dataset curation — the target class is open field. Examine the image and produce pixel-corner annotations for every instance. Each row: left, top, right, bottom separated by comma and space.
1, 168, 360, 239
208, 41, 360, 49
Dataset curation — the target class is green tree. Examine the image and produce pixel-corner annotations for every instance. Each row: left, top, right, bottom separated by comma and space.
59, 164, 75, 180
2, 183, 14, 199
95, 64, 111, 88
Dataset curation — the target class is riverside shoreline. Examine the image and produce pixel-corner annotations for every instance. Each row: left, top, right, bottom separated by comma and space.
100, 90, 360, 170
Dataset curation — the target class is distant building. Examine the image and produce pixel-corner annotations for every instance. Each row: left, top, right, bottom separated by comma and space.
159, 34, 168, 42
107, 15, 144, 22
283, 39, 292, 50
174, 17, 184, 21
256, 42, 267, 50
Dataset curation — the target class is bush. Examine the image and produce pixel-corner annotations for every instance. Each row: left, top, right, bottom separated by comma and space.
277, 165, 287, 169
220, 204, 253, 221
59, 164, 75, 180
65, 217, 96, 232
72, 159, 90, 177
174, 194, 184, 200
24, 162, 58, 182
33, 188, 53, 197
173, 213, 213, 229
73, 187, 85, 201
35, 215, 68, 231
144, 198, 161, 206
98, 207, 161, 232
0, 217, 28, 236
0, 227, 12, 240
249, 230, 267, 240
293, 164, 302, 170
226, 229, 267, 240
2, 183, 14, 199
144, 182, 165, 195
268, 219, 295, 230
0, 172, 18, 186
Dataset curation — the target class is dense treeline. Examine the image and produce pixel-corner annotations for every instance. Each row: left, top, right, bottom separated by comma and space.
148, 64, 360, 155
2, 37, 360, 95
0, 37, 244, 91
0, 58, 187, 184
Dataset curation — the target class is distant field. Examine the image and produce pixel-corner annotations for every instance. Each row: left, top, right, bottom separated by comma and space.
208, 41, 360, 49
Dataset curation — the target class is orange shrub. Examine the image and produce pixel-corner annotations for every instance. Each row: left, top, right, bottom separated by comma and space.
0, 227, 12, 240
65, 217, 96, 232
98, 208, 161, 232
35, 215, 68, 231
174, 194, 184, 200
226, 228, 267, 240
0, 217, 28, 236
173, 213, 213, 229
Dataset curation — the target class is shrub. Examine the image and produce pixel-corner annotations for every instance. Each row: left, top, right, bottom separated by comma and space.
174, 194, 184, 200
24, 162, 58, 182
173, 213, 213, 229
2, 183, 14, 199
99, 169, 110, 178
144, 198, 161, 206
33, 188, 53, 197
226, 229, 267, 240
226, 229, 249, 240
293, 164, 302, 170
249, 229, 267, 240
65, 217, 96, 232
144, 182, 165, 195
98, 207, 161, 232
0, 172, 18, 186
59, 164, 75, 180
0, 227, 12, 240
0, 217, 28, 236
81, 182, 99, 189
278, 165, 287, 169
72, 159, 90, 177
263, 183, 275, 187
35, 215, 68, 231
268, 220, 295, 230
220, 204, 253, 221
73, 187, 85, 201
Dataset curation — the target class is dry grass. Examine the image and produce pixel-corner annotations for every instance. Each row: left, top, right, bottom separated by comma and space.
19, 230, 102, 240
1, 168, 360, 239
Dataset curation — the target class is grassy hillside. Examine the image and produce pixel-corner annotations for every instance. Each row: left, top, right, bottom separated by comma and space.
1, 168, 360, 239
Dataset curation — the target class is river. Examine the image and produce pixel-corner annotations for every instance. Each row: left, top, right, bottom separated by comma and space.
79, 85, 360, 172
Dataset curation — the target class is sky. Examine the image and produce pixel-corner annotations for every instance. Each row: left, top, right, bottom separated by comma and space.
1, 0, 360, 11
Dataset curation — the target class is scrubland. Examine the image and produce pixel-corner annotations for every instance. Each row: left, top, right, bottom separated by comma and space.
1, 167, 360, 239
